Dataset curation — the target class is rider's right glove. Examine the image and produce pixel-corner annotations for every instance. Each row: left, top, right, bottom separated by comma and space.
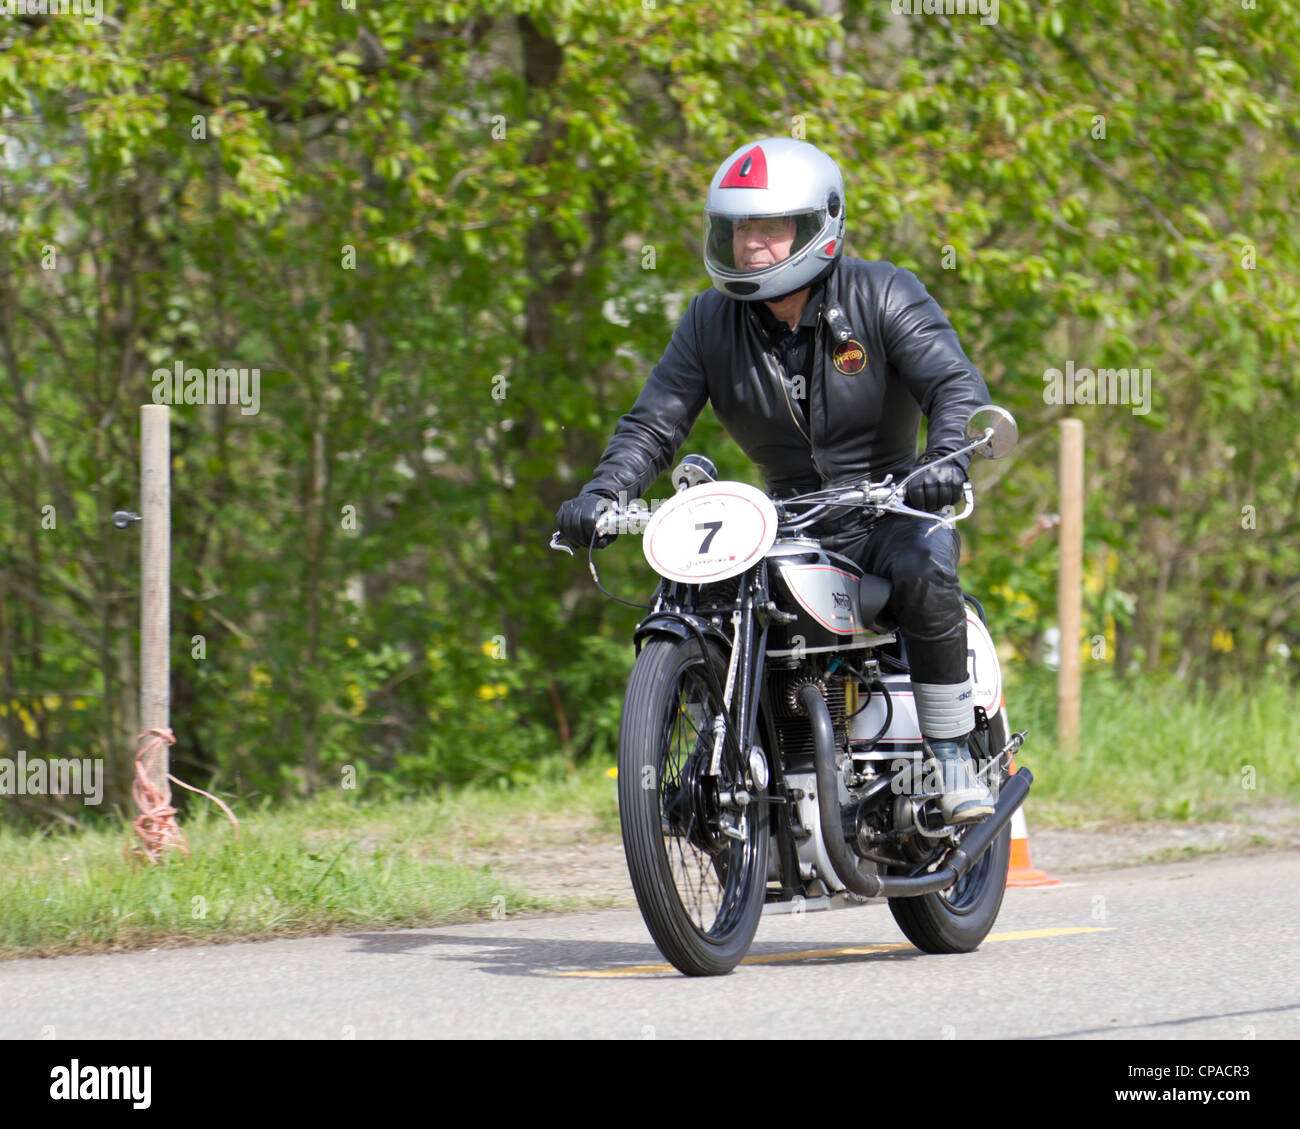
905, 455, 966, 513
556, 489, 619, 550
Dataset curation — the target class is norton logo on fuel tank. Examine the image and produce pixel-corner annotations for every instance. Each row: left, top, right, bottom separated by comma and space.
833, 339, 867, 375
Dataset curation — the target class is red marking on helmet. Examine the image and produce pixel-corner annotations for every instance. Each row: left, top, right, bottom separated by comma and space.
719, 145, 768, 189
823, 240, 837, 255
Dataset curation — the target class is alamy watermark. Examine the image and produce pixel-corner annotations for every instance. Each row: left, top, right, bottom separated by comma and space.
152, 360, 261, 415
889, 756, 1000, 799
1043, 361, 1151, 416
0, 0, 101, 25
891, 0, 999, 26
596, 489, 672, 535
50, 1061, 150, 1109
0, 750, 104, 806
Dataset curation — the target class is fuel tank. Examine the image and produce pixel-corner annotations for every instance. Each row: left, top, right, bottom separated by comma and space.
765, 539, 893, 656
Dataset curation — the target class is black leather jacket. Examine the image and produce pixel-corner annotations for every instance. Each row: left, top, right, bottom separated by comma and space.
582, 257, 991, 509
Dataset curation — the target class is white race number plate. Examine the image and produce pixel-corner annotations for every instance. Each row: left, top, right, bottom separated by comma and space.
642, 481, 778, 584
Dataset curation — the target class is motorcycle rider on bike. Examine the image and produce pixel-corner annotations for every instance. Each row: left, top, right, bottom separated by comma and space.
557, 137, 995, 824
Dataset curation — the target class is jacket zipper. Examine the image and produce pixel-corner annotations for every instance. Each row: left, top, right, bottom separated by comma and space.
770, 351, 811, 445
808, 308, 827, 482
754, 306, 828, 481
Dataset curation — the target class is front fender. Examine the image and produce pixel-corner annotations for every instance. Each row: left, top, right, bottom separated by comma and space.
632, 613, 733, 656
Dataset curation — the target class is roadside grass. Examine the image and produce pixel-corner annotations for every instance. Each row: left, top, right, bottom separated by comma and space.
1002, 666, 1300, 827
4, 670, 1295, 960
0, 754, 619, 961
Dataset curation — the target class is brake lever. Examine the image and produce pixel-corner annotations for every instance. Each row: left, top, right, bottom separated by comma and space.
550, 506, 639, 556
881, 482, 975, 537
777, 473, 974, 537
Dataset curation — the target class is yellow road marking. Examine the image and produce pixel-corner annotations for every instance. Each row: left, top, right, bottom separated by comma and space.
547, 926, 1114, 978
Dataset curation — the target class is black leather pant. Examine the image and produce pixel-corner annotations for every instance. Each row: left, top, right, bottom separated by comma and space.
818, 512, 968, 685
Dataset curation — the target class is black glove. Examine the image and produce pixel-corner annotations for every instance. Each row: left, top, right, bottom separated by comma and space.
905, 456, 966, 513
556, 490, 618, 550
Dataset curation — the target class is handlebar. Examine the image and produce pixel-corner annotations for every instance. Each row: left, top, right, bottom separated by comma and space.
771, 427, 990, 537
773, 479, 973, 539
549, 504, 651, 556
548, 429, 993, 553
548, 480, 972, 553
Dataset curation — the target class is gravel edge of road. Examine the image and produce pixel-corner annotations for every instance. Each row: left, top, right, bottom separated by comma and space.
462, 802, 1300, 915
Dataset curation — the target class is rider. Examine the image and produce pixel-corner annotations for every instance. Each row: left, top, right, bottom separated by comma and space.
556, 137, 995, 823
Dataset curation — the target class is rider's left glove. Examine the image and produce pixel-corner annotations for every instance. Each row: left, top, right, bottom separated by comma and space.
905, 456, 966, 513
556, 489, 619, 550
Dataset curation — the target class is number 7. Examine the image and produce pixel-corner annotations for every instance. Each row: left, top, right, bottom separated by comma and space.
695, 521, 722, 554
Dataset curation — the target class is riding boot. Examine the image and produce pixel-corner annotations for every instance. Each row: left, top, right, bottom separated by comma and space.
914, 678, 994, 824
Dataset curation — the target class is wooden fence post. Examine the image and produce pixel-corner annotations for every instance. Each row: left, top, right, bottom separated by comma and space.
1058, 418, 1084, 754
139, 404, 170, 795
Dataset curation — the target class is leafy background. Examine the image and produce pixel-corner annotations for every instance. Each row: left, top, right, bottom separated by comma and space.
1, 0, 1296, 820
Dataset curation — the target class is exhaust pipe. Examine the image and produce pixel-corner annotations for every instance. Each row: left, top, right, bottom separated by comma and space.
798, 682, 1032, 900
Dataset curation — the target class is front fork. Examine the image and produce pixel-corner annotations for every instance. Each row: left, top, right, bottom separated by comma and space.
644, 565, 799, 884
710, 566, 803, 868
708, 564, 770, 789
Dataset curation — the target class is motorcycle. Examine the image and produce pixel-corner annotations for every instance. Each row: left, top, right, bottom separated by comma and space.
550, 405, 1032, 977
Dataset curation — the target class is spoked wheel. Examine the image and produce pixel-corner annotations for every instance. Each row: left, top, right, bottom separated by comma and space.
618, 636, 768, 976
887, 710, 1012, 953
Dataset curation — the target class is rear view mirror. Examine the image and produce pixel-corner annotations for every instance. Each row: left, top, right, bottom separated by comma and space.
965, 406, 1019, 459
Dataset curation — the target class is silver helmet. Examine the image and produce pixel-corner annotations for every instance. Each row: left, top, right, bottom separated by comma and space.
703, 138, 846, 302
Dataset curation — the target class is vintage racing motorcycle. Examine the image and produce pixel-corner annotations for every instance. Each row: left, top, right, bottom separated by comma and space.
550, 406, 1032, 976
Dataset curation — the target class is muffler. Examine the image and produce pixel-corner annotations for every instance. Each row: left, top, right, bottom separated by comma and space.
798, 682, 1032, 899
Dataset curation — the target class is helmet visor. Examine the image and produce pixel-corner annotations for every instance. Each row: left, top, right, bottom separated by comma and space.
703, 209, 826, 274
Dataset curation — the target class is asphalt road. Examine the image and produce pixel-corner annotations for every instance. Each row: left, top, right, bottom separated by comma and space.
2, 852, 1296, 1040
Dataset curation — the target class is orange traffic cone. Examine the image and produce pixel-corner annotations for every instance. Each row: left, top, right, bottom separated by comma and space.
999, 703, 1059, 887
1006, 804, 1059, 886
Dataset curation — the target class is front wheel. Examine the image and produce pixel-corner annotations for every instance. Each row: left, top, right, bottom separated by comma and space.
887, 709, 1012, 953
618, 636, 768, 976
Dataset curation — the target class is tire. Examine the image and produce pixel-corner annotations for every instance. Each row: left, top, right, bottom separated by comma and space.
618, 635, 769, 976
887, 709, 1012, 954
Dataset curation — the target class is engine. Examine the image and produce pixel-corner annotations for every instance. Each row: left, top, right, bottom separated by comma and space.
767, 665, 850, 772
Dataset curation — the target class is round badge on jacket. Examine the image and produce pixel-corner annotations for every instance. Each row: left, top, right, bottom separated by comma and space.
832, 339, 867, 375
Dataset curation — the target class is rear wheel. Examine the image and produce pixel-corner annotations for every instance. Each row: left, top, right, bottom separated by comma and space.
887, 709, 1011, 953
618, 636, 768, 976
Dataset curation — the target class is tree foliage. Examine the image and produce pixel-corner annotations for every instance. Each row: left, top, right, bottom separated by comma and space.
1, 0, 1296, 819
